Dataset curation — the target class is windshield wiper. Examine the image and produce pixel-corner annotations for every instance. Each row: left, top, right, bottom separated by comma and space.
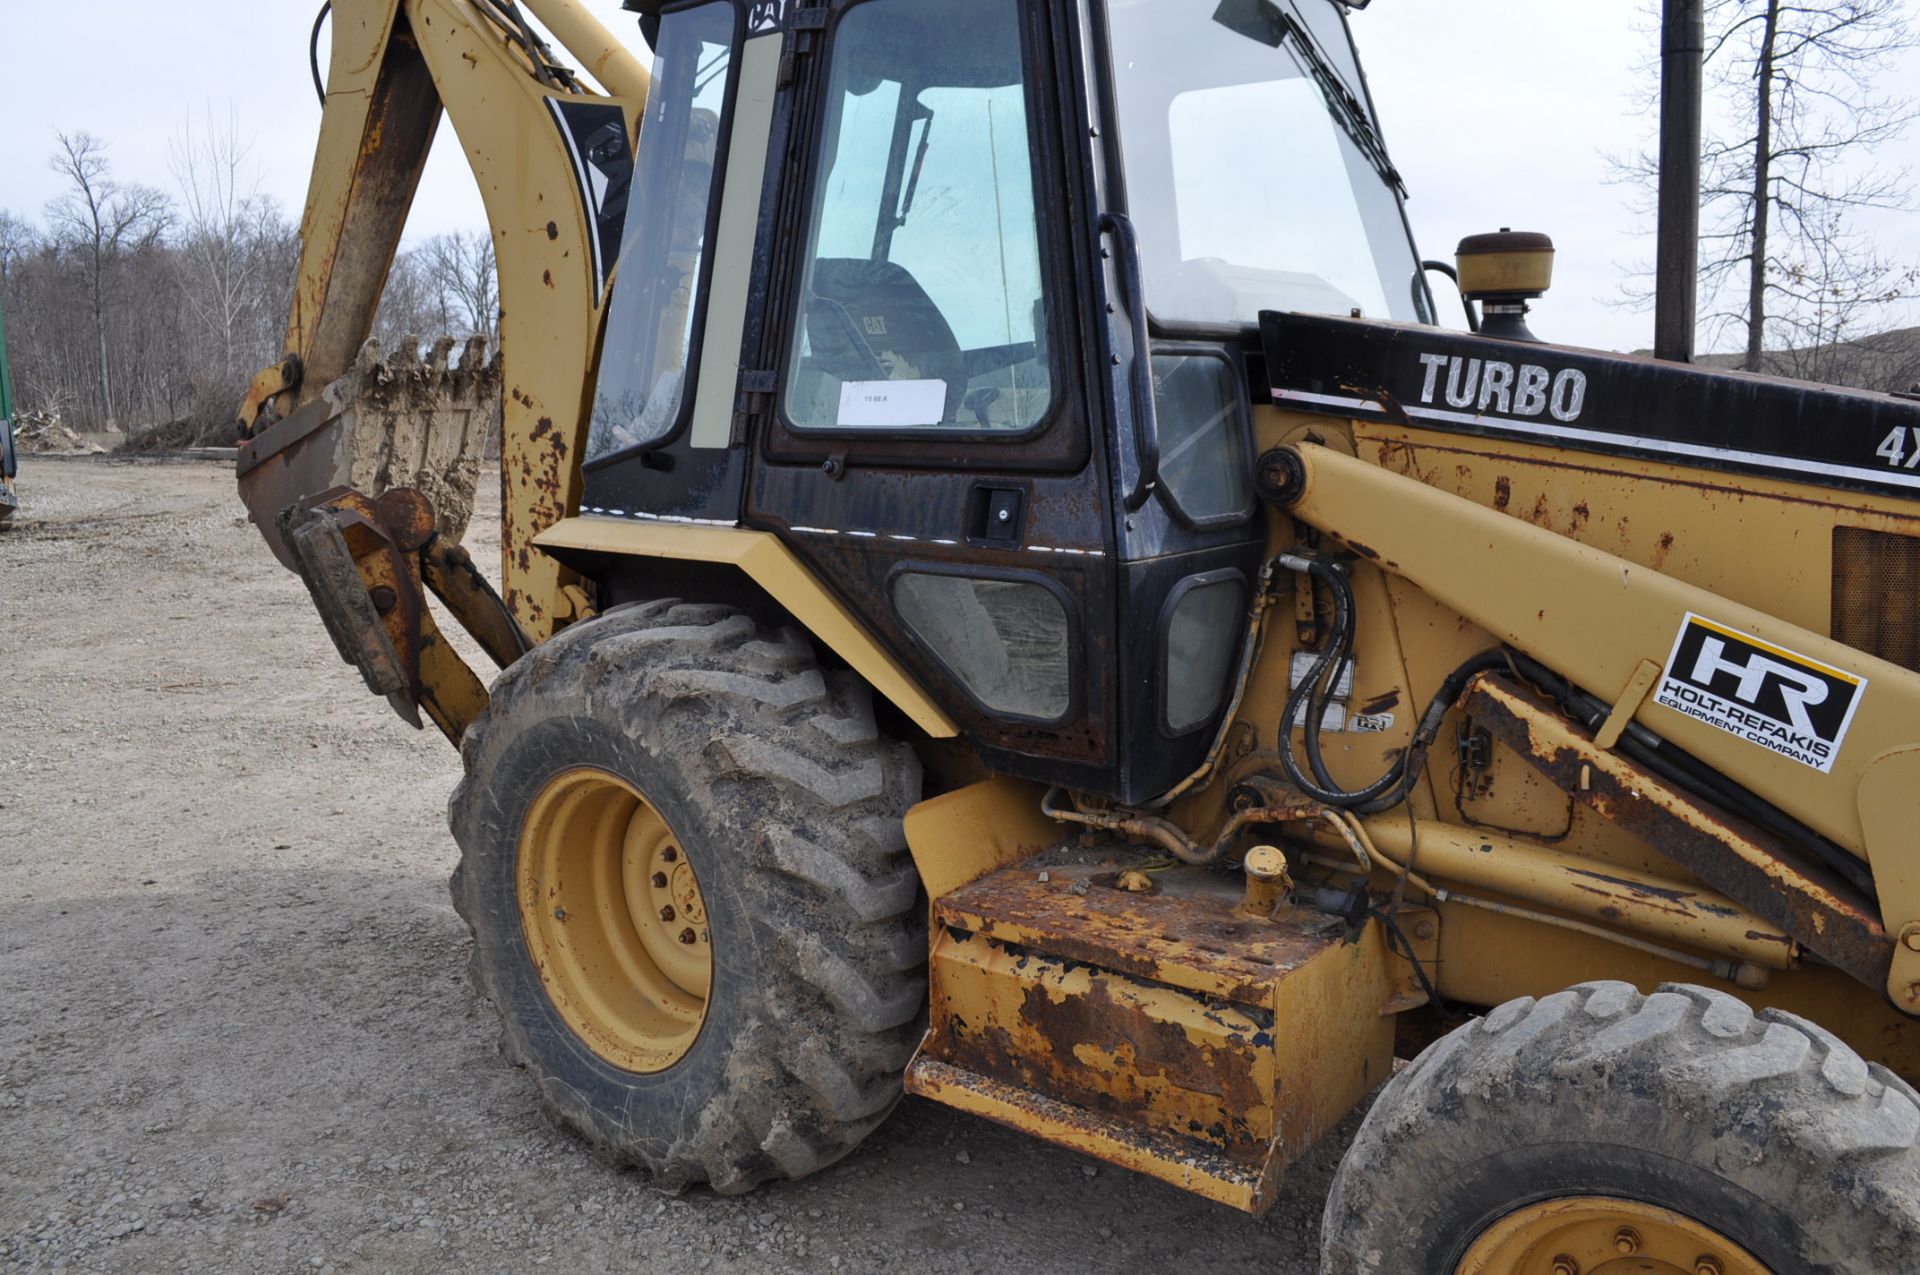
1210, 0, 1402, 194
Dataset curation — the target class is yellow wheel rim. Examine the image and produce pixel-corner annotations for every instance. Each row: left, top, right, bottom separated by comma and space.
1455, 1196, 1770, 1275
517, 768, 712, 1073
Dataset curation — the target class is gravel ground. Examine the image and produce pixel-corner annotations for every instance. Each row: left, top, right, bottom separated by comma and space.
0, 458, 1353, 1274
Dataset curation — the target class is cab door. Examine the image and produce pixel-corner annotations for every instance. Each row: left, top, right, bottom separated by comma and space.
741, 0, 1128, 794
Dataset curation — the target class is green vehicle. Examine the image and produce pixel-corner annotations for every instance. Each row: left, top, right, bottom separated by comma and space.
1, 292, 17, 529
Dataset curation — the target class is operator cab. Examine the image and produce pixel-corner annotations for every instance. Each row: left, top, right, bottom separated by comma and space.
586, 0, 1427, 804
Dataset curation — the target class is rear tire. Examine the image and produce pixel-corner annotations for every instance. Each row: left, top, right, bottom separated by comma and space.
1321, 980, 1920, 1274
448, 599, 925, 1192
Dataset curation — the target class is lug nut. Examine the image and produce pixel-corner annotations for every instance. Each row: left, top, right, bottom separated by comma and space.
651, 872, 668, 888
678, 927, 697, 945
369, 585, 398, 612
1551, 1257, 1579, 1275
553, 906, 567, 921
1695, 1259, 1724, 1275
659, 905, 675, 922
1614, 1227, 1641, 1254
661, 847, 678, 863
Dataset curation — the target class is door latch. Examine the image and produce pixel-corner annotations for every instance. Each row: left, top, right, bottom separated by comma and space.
968, 485, 1025, 548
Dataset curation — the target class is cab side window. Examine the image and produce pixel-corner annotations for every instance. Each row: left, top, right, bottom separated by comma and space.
586, 1, 736, 463
783, 0, 1052, 434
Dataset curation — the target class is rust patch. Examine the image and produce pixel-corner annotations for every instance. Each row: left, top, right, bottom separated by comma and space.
937, 869, 1336, 1008
1570, 501, 1590, 531
903, 1055, 1273, 1212
1464, 675, 1891, 986
934, 941, 1269, 1161
1652, 530, 1676, 571
1493, 475, 1513, 511
1376, 437, 1415, 469
1021, 975, 1263, 1153
545, 221, 559, 240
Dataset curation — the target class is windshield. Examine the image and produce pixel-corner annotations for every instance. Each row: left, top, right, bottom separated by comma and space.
1106, 0, 1429, 327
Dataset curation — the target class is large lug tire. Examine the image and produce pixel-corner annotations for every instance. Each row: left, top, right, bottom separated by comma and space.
448, 599, 926, 1193
1321, 980, 1920, 1274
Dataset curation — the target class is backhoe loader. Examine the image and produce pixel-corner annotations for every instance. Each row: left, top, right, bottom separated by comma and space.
236, 0, 1920, 1268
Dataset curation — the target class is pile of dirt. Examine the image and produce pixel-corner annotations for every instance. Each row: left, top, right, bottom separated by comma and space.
120, 414, 234, 453
13, 411, 104, 454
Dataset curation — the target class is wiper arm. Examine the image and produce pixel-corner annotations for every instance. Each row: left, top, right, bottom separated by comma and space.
1211, 0, 1401, 194
1276, 9, 1402, 194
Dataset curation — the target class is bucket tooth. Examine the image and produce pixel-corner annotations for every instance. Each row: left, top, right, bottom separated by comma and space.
424, 334, 454, 377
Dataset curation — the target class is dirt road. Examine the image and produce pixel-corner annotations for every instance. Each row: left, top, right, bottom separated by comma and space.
0, 459, 1350, 1274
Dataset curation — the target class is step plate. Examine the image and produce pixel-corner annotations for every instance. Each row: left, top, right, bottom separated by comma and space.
905, 1055, 1272, 1212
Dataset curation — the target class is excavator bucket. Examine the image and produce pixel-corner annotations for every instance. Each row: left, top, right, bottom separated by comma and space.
236, 334, 501, 571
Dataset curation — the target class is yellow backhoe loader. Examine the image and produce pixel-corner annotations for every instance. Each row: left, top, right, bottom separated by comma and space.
236, 0, 1920, 1268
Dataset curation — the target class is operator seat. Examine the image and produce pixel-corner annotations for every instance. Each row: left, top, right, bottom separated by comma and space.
803, 258, 967, 422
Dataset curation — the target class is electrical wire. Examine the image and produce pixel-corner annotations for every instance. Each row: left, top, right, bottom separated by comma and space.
1369, 905, 1447, 1014
310, 2, 333, 107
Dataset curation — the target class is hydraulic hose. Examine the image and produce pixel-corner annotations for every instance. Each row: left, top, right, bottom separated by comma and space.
310, 2, 332, 106
1278, 557, 1404, 807
1277, 554, 1507, 815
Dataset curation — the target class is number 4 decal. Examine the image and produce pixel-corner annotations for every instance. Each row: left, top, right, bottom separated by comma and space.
1876, 427, 1920, 470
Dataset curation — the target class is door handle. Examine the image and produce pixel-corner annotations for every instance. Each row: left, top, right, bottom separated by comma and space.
1099, 211, 1160, 513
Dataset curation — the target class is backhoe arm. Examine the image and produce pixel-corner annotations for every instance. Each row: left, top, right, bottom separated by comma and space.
236, 0, 648, 740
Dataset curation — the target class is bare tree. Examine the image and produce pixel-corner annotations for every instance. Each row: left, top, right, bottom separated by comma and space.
171, 107, 266, 386
1705, 0, 1915, 367
420, 230, 499, 339
45, 132, 171, 428
1759, 203, 1920, 380
371, 247, 438, 346
1613, 0, 1916, 370
0, 212, 35, 286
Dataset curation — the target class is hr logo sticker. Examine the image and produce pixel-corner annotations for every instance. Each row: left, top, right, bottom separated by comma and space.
1653, 613, 1865, 773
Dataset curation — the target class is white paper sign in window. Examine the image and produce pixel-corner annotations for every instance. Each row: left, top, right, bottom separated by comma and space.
836, 379, 947, 428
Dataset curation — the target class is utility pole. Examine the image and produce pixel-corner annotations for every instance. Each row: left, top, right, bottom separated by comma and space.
1654, 0, 1705, 362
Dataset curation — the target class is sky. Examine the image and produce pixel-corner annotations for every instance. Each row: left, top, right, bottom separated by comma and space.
1, 1, 1917, 354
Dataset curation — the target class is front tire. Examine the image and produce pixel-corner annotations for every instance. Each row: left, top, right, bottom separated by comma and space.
1321, 980, 1920, 1274
448, 600, 925, 1192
